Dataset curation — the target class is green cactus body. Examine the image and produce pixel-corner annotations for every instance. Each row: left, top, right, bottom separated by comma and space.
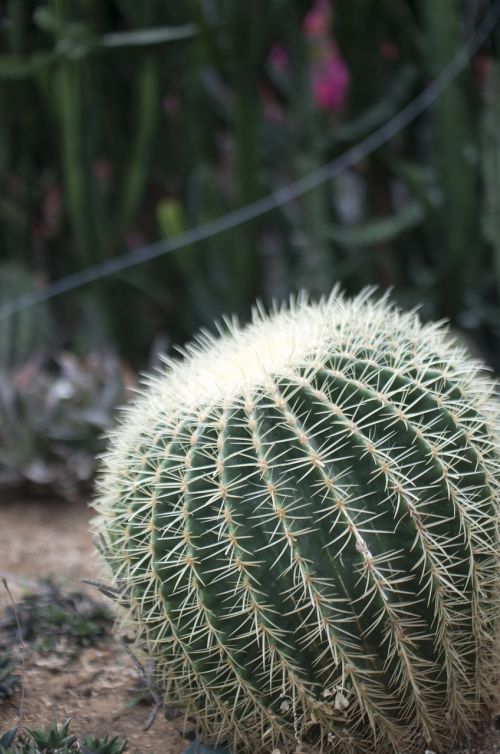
93, 291, 499, 754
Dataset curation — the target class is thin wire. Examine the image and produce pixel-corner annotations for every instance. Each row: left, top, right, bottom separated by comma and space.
1, 0, 499, 321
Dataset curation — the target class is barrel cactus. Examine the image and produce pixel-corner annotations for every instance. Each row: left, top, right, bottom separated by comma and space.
93, 291, 499, 754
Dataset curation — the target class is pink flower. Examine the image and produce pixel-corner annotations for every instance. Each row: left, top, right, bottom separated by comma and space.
312, 54, 350, 112
303, 0, 330, 37
269, 44, 289, 72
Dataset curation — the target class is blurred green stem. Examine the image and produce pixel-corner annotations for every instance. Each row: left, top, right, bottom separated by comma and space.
422, 0, 481, 317
230, 3, 263, 304
116, 52, 160, 241
481, 62, 500, 299
52, 0, 96, 266
6, 0, 25, 53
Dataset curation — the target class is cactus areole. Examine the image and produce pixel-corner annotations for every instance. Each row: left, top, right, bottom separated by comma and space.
93, 291, 499, 754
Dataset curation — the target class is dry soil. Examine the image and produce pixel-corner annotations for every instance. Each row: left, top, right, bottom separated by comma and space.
0, 498, 185, 754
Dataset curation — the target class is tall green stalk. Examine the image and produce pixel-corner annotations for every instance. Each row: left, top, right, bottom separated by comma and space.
52, 0, 97, 266
481, 62, 500, 300
116, 51, 160, 240
422, 0, 481, 318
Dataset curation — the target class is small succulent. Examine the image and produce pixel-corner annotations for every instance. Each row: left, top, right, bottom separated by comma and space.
81, 735, 127, 754
0, 722, 127, 754
0, 727, 18, 754
0, 580, 112, 655
27, 720, 77, 753
0, 651, 19, 700
0, 351, 127, 499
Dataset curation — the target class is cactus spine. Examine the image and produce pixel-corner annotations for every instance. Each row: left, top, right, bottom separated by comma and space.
93, 291, 499, 754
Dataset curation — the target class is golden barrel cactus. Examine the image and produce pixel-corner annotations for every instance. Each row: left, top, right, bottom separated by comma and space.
93, 291, 499, 754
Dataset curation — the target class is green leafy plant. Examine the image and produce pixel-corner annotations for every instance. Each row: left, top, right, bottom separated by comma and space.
0, 580, 112, 655
94, 291, 499, 754
0, 723, 127, 754
27, 720, 77, 753
81, 736, 127, 754
0, 264, 53, 369
0, 651, 19, 700
0, 351, 127, 499
0, 728, 18, 754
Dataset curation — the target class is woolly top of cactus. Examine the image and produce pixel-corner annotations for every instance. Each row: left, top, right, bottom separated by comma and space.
115, 288, 495, 422
163, 290, 411, 407
100, 288, 499, 496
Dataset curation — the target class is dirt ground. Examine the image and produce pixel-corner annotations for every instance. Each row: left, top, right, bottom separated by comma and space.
0, 498, 185, 754
0, 497, 498, 754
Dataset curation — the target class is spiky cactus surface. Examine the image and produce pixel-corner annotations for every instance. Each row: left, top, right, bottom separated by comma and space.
93, 291, 499, 754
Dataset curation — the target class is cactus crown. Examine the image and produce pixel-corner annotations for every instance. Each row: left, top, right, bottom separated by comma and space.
93, 290, 499, 754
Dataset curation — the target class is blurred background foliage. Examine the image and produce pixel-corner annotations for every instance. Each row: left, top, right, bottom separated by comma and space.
0, 0, 499, 497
